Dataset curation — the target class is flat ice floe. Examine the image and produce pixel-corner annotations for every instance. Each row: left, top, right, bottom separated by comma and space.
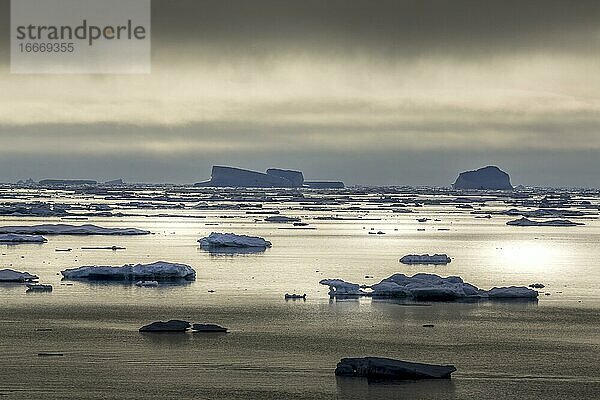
400, 254, 451, 265
198, 232, 272, 248
335, 357, 456, 380
61, 261, 196, 281
320, 273, 538, 300
265, 215, 301, 223
0, 233, 47, 243
506, 217, 583, 227
0, 224, 150, 235
0, 269, 39, 282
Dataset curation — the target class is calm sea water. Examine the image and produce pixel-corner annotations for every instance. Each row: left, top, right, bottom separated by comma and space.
1, 188, 599, 399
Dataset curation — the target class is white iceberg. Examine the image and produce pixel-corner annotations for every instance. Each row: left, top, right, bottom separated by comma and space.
319, 279, 366, 296
0, 269, 39, 282
0, 224, 150, 235
198, 232, 272, 248
61, 261, 196, 281
399, 254, 451, 265
506, 217, 583, 227
321, 273, 538, 301
0, 233, 47, 243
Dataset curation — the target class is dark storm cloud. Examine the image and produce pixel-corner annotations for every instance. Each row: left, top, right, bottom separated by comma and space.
150, 0, 600, 58
4, 0, 597, 61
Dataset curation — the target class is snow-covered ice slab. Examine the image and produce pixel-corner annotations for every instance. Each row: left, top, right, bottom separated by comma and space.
487, 286, 539, 298
61, 261, 196, 281
321, 273, 538, 301
400, 254, 451, 265
0, 269, 39, 282
0, 233, 47, 243
506, 217, 583, 227
0, 224, 150, 235
319, 279, 367, 296
198, 232, 271, 248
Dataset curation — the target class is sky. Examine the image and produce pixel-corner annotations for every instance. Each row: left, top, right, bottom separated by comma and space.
0, 0, 599, 187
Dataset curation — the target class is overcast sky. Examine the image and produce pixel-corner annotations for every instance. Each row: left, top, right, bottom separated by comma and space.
1, 0, 599, 186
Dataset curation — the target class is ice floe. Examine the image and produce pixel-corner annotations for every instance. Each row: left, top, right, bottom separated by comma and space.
139, 320, 191, 332
319, 279, 366, 296
0, 224, 150, 235
61, 261, 196, 281
399, 254, 451, 265
0, 234, 47, 243
320, 273, 538, 300
26, 283, 53, 292
335, 357, 456, 380
192, 323, 228, 333
198, 232, 271, 248
506, 217, 583, 227
265, 215, 301, 223
0, 269, 39, 282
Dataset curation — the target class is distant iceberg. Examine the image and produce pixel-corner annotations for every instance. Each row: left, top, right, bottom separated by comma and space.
195, 165, 344, 188
198, 232, 272, 249
0, 234, 47, 243
61, 261, 196, 281
453, 166, 512, 190
320, 273, 538, 300
399, 254, 451, 265
506, 217, 583, 227
0, 224, 150, 235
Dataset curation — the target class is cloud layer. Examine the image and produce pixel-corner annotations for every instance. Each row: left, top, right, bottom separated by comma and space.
0, 0, 599, 186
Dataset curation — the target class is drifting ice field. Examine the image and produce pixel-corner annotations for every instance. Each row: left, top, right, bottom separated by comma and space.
0, 186, 599, 399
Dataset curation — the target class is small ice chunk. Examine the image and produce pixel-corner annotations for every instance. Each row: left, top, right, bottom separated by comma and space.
135, 280, 159, 287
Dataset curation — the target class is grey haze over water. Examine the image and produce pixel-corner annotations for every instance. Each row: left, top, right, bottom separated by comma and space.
0, 0, 599, 186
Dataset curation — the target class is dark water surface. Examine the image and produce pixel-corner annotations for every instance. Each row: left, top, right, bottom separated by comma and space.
1, 299, 599, 399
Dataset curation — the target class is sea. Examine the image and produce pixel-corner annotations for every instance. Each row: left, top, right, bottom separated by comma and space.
0, 186, 599, 399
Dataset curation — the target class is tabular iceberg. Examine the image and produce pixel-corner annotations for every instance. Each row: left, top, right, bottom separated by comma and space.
195, 165, 344, 188
61, 261, 196, 281
0, 224, 150, 235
